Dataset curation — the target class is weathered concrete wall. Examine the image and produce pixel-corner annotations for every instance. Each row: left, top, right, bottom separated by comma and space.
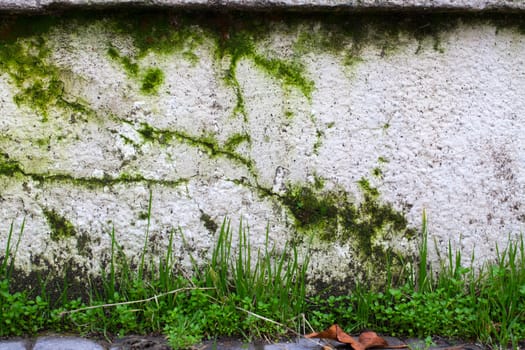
0, 11, 524, 290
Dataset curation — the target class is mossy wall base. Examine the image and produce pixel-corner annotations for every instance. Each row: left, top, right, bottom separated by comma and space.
0, 12, 524, 292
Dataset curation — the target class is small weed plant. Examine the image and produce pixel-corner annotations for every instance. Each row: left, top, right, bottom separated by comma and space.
0, 209, 525, 349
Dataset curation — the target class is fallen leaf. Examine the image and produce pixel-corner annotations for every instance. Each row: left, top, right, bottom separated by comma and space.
358, 331, 388, 348
305, 324, 364, 350
305, 324, 408, 350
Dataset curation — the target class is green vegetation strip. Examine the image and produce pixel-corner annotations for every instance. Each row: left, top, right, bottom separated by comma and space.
1, 213, 525, 349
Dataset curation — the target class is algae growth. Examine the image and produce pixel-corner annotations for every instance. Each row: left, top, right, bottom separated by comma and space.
43, 208, 76, 241
0, 17, 94, 121
0, 11, 523, 125
0, 153, 23, 177
107, 46, 165, 94
280, 176, 416, 277
137, 122, 253, 168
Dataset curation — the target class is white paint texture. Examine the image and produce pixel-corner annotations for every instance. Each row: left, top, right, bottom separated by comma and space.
0, 14, 524, 289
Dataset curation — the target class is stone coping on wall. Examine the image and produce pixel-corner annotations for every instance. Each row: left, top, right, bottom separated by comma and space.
0, 0, 524, 13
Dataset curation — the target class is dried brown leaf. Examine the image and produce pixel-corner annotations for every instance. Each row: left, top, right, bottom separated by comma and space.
305, 324, 364, 350
305, 325, 408, 350
358, 331, 388, 349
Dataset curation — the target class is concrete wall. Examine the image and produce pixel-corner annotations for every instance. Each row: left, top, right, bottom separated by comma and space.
0, 7, 524, 290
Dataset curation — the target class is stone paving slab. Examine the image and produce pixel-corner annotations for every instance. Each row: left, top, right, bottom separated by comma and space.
33, 337, 105, 350
0, 339, 30, 350
0, 336, 489, 350
0, 0, 525, 12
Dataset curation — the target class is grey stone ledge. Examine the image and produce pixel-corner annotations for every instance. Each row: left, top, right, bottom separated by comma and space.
33, 337, 104, 350
0, 0, 524, 13
0, 340, 30, 350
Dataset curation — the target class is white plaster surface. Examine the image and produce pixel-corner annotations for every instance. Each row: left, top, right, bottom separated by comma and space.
0, 17, 524, 287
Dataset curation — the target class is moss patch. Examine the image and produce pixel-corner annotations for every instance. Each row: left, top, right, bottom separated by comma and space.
0, 152, 188, 189
43, 208, 76, 241
211, 23, 314, 120
215, 28, 314, 117
137, 122, 253, 169
107, 46, 164, 95
280, 177, 416, 281
252, 54, 313, 98
107, 46, 139, 76
109, 12, 204, 59
0, 19, 94, 121
0, 154, 23, 177
223, 133, 251, 152
200, 211, 218, 234
106, 47, 165, 95
141, 67, 164, 94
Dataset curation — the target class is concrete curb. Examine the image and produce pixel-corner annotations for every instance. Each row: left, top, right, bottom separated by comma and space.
0, 0, 525, 13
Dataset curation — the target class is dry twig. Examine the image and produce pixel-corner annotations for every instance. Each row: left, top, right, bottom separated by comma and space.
59, 287, 214, 317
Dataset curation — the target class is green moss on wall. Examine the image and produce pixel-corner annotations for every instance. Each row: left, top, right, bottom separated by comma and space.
106, 47, 165, 95
372, 167, 383, 179
357, 177, 379, 198
200, 211, 218, 234
0, 154, 23, 176
137, 122, 253, 169
282, 185, 337, 229
223, 133, 251, 152
0, 151, 187, 189
141, 67, 164, 94
43, 208, 76, 241
107, 46, 139, 76
313, 174, 325, 190
280, 177, 416, 275
313, 129, 324, 155
109, 12, 204, 59
215, 29, 314, 106
2, 11, 522, 127
0, 23, 93, 121
252, 54, 313, 98
208, 22, 315, 120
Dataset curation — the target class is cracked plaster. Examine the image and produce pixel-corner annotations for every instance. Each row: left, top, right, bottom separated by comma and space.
0, 15, 524, 289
